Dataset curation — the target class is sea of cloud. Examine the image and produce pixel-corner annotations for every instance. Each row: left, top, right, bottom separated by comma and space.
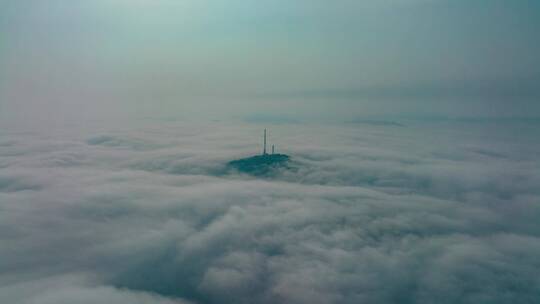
1, 119, 539, 304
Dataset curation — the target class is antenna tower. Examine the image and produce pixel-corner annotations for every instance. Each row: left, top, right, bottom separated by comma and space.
263, 129, 267, 155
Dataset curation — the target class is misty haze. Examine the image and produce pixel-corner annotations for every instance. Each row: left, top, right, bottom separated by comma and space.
1, 1, 540, 304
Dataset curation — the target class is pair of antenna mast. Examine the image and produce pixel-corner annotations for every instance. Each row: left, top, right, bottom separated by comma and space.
263, 129, 274, 155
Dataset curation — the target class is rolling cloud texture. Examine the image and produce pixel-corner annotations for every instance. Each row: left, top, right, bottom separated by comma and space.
1, 120, 539, 304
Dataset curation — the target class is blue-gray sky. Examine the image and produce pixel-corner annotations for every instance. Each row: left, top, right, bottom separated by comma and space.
1, 0, 539, 122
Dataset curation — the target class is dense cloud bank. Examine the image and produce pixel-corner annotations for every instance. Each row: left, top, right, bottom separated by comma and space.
1, 120, 540, 304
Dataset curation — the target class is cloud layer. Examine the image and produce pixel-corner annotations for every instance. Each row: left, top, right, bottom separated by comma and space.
1, 120, 540, 304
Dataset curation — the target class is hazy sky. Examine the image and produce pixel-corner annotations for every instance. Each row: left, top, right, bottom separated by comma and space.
1, 0, 539, 122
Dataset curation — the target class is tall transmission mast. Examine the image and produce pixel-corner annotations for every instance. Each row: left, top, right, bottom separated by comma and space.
263, 129, 267, 155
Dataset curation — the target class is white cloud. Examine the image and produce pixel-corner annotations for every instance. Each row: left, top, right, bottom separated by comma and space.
1, 120, 539, 303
